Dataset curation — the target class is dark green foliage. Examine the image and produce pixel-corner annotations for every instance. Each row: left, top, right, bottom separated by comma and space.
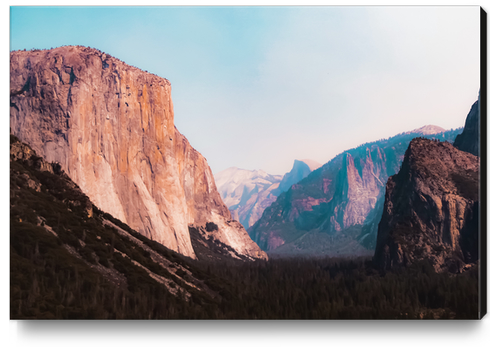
199, 257, 479, 319
205, 222, 218, 232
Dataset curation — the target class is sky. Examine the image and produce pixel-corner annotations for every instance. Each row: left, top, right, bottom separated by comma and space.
9, 5, 481, 175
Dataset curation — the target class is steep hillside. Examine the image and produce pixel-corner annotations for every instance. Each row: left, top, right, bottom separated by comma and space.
454, 92, 480, 156
373, 138, 479, 273
249, 127, 462, 257
10, 46, 266, 260
10, 135, 227, 319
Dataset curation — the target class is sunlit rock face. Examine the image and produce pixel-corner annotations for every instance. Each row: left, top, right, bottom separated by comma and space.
10, 46, 267, 260
374, 138, 479, 273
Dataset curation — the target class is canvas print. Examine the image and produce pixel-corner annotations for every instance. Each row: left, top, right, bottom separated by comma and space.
9, 6, 485, 319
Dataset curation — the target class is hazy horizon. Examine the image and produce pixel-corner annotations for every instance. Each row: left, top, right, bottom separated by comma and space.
10, 6, 480, 176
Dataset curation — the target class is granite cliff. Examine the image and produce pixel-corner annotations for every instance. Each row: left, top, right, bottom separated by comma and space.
248, 128, 462, 257
454, 92, 480, 156
10, 46, 266, 260
373, 138, 479, 272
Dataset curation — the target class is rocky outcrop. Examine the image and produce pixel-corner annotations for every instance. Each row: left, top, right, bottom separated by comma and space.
454, 93, 480, 156
249, 128, 462, 257
10, 137, 56, 175
189, 221, 267, 262
373, 138, 479, 272
10, 134, 94, 219
10, 46, 266, 260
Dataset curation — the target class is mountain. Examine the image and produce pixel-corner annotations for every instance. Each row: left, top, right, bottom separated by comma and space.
409, 125, 445, 135
10, 46, 266, 261
277, 159, 321, 193
215, 167, 282, 229
215, 159, 320, 230
373, 138, 479, 273
10, 135, 225, 318
454, 92, 480, 156
248, 127, 462, 257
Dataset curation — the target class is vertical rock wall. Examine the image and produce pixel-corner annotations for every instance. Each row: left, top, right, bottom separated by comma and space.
10, 46, 266, 260
373, 138, 479, 272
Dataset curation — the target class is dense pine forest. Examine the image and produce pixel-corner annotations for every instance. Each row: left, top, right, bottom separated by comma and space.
202, 257, 479, 319
11, 225, 480, 320
11, 210, 479, 320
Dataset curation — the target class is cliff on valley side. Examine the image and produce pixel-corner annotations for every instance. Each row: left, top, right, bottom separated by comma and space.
10, 46, 266, 260
454, 92, 480, 157
373, 138, 479, 272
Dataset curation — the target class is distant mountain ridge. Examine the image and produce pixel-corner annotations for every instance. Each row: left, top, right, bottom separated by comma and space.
215, 168, 283, 210
215, 167, 282, 230
249, 126, 462, 257
409, 125, 446, 135
277, 159, 321, 194
216, 159, 320, 230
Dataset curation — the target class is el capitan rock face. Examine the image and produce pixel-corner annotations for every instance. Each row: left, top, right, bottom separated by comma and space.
373, 138, 479, 272
249, 128, 462, 257
10, 46, 266, 260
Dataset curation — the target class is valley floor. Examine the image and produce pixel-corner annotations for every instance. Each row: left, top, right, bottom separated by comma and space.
202, 257, 479, 319
11, 239, 479, 319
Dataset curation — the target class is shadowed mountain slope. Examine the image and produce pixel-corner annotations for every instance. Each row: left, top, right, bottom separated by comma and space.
454, 92, 480, 156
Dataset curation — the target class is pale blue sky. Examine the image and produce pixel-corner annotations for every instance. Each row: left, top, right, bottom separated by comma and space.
10, 6, 481, 175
